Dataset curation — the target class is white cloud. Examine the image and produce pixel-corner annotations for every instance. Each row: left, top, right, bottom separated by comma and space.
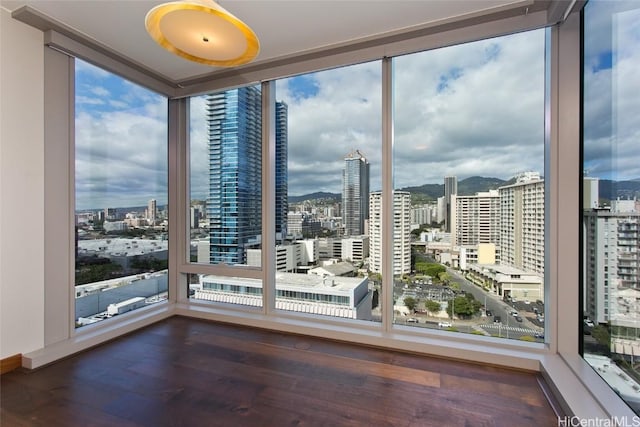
91, 86, 110, 97
76, 96, 105, 106
75, 101, 167, 209
583, 3, 640, 182
275, 29, 545, 196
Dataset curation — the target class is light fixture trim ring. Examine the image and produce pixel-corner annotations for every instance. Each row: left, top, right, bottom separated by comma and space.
145, 1, 260, 67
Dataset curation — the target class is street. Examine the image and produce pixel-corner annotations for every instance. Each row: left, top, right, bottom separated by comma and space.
387, 254, 544, 342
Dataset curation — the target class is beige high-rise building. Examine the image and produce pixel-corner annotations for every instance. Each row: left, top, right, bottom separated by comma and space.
499, 172, 545, 276
369, 191, 411, 276
455, 190, 500, 247
147, 199, 157, 225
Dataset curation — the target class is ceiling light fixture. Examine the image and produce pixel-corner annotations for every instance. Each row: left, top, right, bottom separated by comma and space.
145, 0, 259, 67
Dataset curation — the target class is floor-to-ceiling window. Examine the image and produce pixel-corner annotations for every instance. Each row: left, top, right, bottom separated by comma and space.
393, 29, 547, 340
74, 59, 168, 327
23, 0, 633, 416
188, 85, 264, 307
273, 62, 382, 322
582, 0, 640, 414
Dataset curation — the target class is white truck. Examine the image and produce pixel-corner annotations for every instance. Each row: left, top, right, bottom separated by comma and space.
106, 297, 145, 316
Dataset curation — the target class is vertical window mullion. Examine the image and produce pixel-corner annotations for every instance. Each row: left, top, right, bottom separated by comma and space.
262, 81, 276, 314
382, 58, 394, 331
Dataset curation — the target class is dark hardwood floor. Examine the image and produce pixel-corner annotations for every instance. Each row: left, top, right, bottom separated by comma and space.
1, 316, 560, 426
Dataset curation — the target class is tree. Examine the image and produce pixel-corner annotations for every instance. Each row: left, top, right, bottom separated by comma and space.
425, 299, 441, 316
75, 260, 122, 285
437, 271, 451, 285
404, 296, 417, 312
447, 296, 477, 318
415, 261, 446, 278
592, 325, 611, 347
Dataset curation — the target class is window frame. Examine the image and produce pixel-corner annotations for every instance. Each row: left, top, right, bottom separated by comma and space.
32, 3, 634, 418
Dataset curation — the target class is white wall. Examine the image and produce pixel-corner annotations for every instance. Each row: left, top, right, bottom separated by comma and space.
0, 8, 45, 359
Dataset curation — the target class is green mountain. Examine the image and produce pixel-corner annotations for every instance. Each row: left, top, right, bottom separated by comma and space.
400, 176, 509, 201
598, 179, 640, 202
289, 176, 511, 204
288, 192, 340, 204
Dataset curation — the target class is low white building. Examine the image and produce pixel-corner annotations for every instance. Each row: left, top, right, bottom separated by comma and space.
467, 263, 543, 302
308, 262, 356, 277
77, 237, 168, 268
195, 272, 372, 320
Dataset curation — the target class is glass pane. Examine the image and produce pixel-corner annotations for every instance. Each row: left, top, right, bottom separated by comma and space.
274, 62, 382, 321
189, 85, 263, 267
74, 59, 168, 327
393, 29, 546, 340
582, 0, 640, 414
187, 273, 262, 307
189, 85, 264, 308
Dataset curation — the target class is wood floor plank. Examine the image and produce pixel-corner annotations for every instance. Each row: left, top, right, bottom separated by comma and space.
1, 316, 561, 426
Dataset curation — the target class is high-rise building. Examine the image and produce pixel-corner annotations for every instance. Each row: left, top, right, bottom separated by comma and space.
455, 190, 500, 246
147, 199, 157, 225
369, 191, 411, 276
583, 177, 599, 210
342, 150, 370, 236
444, 176, 457, 232
104, 207, 117, 221
583, 177, 640, 365
275, 102, 288, 242
499, 172, 545, 275
206, 87, 287, 264
411, 204, 434, 226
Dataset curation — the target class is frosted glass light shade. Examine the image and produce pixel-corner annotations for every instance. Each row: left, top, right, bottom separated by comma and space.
145, 0, 259, 67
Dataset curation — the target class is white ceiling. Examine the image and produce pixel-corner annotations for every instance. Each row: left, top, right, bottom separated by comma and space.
2, 0, 535, 83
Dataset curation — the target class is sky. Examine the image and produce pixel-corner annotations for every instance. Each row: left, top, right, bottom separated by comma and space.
74, 5, 640, 210
75, 60, 167, 210
191, 28, 546, 198
583, 1, 640, 182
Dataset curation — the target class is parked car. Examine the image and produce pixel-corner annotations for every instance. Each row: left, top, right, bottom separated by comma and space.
407, 318, 419, 323
438, 321, 452, 328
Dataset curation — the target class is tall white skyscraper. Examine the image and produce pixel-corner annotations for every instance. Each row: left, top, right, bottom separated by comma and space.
499, 172, 545, 275
342, 150, 370, 236
147, 199, 157, 225
583, 177, 600, 210
369, 191, 411, 276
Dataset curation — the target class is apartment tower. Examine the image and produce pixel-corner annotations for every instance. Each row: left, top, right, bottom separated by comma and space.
147, 199, 157, 225
499, 172, 545, 275
455, 190, 500, 246
206, 87, 288, 264
369, 191, 411, 276
342, 150, 370, 236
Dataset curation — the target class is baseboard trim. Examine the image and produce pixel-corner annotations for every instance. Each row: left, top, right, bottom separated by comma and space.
1, 354, 22, 374
22, 304, 174, 369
